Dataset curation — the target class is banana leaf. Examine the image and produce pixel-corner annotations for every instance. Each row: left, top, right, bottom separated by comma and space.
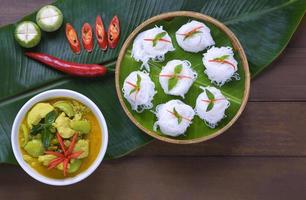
0, 0, 305, 164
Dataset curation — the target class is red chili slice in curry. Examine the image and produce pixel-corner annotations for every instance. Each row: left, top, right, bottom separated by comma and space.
82, 23, 94, 53
95, 15, 107, 50
108, 15, 120, 49
65, 23, 81, 54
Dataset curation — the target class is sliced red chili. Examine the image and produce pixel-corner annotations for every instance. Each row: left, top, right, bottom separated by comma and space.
82, 23, 94, 53
25, 52, 107, 77
95, 15, 107, 50
65, 23, 81, 54
108, 15, 120, 49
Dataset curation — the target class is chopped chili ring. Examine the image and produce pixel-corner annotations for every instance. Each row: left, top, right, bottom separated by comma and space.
208, 59, 236, 70
82, 23, 94, 53
95, 15, 107, 50
65, 23, 81, 54
108, 15, 120, 49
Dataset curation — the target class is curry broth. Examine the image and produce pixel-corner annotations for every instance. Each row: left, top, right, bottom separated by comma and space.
18, 98, 102, 179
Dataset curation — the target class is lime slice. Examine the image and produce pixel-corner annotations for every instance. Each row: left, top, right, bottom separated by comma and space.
14, 21, 41, 48
36, 5, 63, 32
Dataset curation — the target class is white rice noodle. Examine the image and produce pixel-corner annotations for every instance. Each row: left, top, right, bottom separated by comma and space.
122, 71, 156, 113
159, 59, 197, 98
195, 86, 230, 128
131, 26, 175, 72
176, 20, 215, 53
153, 99, 195, 137
202, 46, 239, 86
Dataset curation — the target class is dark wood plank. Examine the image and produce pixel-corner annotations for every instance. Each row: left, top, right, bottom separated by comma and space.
131, 102, 306, 156
0, 0, 51, 26
1, 157, 306, 200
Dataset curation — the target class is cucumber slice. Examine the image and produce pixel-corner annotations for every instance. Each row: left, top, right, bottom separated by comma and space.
14, 21, 41, 48
36, 5, 63, 32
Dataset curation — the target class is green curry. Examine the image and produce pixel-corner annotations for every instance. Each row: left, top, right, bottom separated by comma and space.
19, 98, 102, 179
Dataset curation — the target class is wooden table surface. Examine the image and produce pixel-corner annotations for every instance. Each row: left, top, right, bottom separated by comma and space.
1, 1, 306, 199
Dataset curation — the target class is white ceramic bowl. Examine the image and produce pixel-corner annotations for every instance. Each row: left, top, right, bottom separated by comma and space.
11, 89, 108, 186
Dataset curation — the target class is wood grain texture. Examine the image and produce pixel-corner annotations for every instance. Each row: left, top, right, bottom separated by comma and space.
1, 157, 306, 200
1, 0, 306, 199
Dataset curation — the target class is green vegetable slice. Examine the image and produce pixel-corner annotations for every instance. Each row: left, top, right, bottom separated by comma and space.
36, 5, 63, 32
14, 21, 41, 48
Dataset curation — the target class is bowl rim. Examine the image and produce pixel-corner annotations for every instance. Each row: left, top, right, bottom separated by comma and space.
11, 89, 108, 186
115, 11, 250, 144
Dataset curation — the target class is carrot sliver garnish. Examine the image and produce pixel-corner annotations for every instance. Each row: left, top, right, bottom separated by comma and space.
208, 59, 236, 70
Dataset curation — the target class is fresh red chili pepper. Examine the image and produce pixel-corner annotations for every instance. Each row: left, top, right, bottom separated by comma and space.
95, 15, 107, 50
108, 15, 120, 49
25, 52, 107, 77
66, 23, 81, 54
82, 23, 94, 53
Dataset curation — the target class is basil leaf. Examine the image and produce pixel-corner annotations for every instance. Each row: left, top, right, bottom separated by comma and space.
30, 124, 43, 135
45, 110, 57, 125
183, 30, 202, 41
168, 77, 178, 91
174, 64, 183, 74
173, 108, 182, 124
206, 102, 214, 112
136, 74, 141, 88
206, 89, 215, 101
41, 128, 53, 149
153, 32, 166, 47
214, 55, 230, 61
129, 88, 136, 95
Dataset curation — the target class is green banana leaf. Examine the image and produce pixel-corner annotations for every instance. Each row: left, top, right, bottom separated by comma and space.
0, 0, 305, 164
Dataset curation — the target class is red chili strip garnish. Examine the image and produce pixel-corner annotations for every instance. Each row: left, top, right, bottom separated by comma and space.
25, 52, 107, 77
56, 132, 66, 156
82, 23, 94, 53
108, 15, 120, 49
143, 38, 171, 43
176, 25, 204, 37
68, 151, 84, 159
126, 81, 137, 88
66, 133, 78, 155
167, 110, 191, 122
208, 59, 236, 70
201, 98, 225, 103
65, 23, 81, 54
95, 15, 107, 50
48, 157, 65, 170
159, 74, 193, 79
46, 133, 83, 176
